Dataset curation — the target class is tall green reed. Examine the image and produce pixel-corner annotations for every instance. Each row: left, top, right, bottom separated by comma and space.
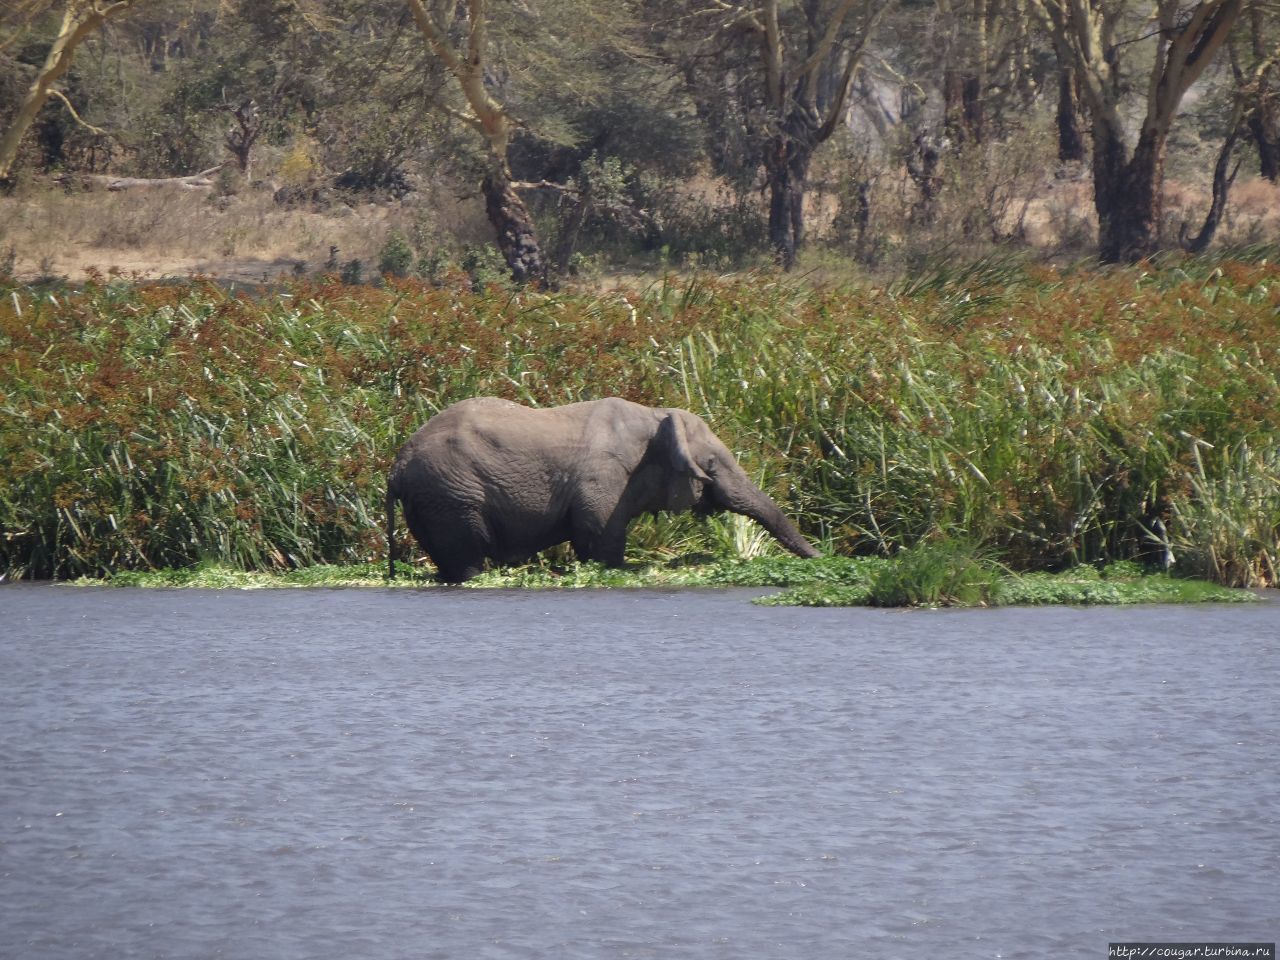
2, 265, 1277, 584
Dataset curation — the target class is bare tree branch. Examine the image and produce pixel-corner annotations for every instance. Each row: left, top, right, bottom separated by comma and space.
817, 3, 890, 140
48, 87, 106, 135
0, 0, 146, 183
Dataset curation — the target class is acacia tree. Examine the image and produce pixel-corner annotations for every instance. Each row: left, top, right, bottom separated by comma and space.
755, 0, 890, 267
1237, 5, 1279, 180
666, 0, 889, 268
934, 0, 1045, 145
404, 0, 549, 283
0, 0, 147, 186
1031, 0, 1243, 262
404, 0, 644, 283
1184, 10, 1280, 250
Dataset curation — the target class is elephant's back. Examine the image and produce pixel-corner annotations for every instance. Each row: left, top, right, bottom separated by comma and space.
389, 395, 655, 485
396, 398, 525, 454
390, 397, 540, 487
421, 396, 528, 433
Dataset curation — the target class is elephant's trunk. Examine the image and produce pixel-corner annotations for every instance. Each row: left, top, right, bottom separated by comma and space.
716, 478, 820, 559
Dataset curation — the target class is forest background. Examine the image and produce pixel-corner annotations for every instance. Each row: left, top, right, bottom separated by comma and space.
1, 1, 1279, 595
2, 0, 1279, 281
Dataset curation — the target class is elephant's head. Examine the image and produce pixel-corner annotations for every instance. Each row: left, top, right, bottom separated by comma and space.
652, 410, 821, 559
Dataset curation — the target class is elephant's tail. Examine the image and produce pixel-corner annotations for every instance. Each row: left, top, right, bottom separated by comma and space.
386, 478, 398, 580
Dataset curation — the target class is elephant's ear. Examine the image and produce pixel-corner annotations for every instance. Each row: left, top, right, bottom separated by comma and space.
656, 413, 712, 482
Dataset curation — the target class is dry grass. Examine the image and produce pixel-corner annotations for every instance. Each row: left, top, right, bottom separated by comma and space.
0, 179, 490, 283
1223, 178, 1280, 241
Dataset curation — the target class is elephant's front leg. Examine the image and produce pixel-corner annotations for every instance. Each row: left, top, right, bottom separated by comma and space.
570, 514, 630, 568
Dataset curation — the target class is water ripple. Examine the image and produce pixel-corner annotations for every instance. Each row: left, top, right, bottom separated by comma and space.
2, 586, 1277, 959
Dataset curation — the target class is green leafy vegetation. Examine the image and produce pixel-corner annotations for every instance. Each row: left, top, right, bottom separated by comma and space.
2, 263, 1278, 597
864, 539, 1002, 607
760, 552, 1253, 607
78, 551, 1255, 608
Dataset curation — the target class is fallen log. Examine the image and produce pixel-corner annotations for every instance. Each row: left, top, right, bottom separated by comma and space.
106, 163, 226, 191
61, 163, 227, 191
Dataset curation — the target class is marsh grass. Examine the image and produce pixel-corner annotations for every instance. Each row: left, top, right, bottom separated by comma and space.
3, 262, 1279, 589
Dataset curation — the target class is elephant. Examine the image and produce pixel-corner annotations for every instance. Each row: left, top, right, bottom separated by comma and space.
385, 396, 820, 582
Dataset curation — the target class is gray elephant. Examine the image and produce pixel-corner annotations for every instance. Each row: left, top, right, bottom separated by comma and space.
386, 396, 820, 582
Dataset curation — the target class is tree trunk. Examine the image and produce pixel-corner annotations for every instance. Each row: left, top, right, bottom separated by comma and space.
765, 112, 817, 270
1093, 125, 1166, 264
1245, 6, 1279, 182
1247, 108, 1279, 182
944, 69, 984, 144
849, 175, 874, 259
1056, 67, 1086, 163
481, 167, 547, 285
906, 132, 944, 224
552, 195, 587, 274
59, 164, 226, 191
1185, 124, 1241, 253
962, 74, 983, 144
224, 100, 260, 180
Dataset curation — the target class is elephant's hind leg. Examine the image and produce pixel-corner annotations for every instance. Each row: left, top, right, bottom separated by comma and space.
403, 495, 490, 583
426, 520, 489, 583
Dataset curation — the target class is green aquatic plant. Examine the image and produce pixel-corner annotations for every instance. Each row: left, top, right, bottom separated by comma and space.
991, 569, 1254, 606
101, 561, 430, 589
863, 538, 1002, 607
702, 554, 885, 587
78, 555, 1257, 609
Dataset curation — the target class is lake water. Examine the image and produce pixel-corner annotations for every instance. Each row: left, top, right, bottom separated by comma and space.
2, 585, 1277, 959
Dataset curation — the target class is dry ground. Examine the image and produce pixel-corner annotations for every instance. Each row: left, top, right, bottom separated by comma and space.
0, 179, 491, 284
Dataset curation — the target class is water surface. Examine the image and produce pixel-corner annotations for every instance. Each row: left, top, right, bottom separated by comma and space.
3, 585, 1277, 959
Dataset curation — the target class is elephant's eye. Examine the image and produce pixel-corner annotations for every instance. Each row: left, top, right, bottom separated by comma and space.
704, 456, 718, 477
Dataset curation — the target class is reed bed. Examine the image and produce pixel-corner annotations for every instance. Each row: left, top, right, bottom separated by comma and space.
2, 260, 1278, 586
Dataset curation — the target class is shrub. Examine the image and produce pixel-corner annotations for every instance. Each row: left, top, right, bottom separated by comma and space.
339, 259, 363, 284
458, 243, 510, 289
278, 136, 321, 187
377, 232, 414, 278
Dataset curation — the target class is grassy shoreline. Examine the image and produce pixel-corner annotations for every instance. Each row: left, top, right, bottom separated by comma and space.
69, 555, 1258, 607
4, 259, 1279, 592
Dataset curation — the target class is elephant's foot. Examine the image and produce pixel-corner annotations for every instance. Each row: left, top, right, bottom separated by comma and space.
572, 533, 627, 568
432, 546, 487, 584
435, 562, 484, 584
